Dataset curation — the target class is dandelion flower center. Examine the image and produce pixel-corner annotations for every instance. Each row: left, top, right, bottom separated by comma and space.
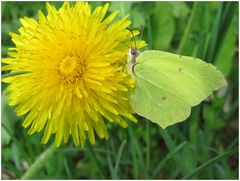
58, 55, 85, 83
59, 55, 78, 74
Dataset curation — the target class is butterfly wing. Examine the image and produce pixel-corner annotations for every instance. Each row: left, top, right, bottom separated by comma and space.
130, 74, 192, 128
130, 50, 227, 128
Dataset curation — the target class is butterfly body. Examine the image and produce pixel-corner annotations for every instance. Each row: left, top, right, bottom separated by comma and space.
127, 47, 140, 77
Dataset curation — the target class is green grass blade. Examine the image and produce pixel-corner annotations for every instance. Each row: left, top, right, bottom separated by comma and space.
183, 147, 238, 179
63, 157, 71, 179
159, 129, 175, 149
218, 2, 236, 46
227, 137, 238, 150
159, 129, 186, 176
113, 139, 127, 179
86, 141, 106, 179
152, 142, 187, 178
206, 4, 223, 61
21, 144, 56, 179
146, 121, 150, 172
107, 142, 115, 178
178, 2, 199, 54
128, 126, 138, 178
128, 123, 148, 178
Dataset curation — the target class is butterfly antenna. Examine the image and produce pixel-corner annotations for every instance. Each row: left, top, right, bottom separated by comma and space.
126, 27, 137, 48
115, 40, 130, 49
137, 25, 144, 48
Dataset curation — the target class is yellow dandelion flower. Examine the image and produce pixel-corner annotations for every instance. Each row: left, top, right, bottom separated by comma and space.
2, 2, 145, 147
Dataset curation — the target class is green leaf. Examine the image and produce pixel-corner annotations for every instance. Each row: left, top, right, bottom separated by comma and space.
170, 2, 190, 18
109, 2, 133, 17
152, 2, 175, 50
131, 10, 147, 28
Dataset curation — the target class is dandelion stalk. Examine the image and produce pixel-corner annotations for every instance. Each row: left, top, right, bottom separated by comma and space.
21, 145, 56, 179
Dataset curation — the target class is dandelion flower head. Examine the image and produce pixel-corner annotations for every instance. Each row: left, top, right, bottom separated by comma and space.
2, 2, 145, 147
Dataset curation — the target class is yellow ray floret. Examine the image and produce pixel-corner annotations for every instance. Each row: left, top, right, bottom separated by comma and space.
2, 2, 145, 147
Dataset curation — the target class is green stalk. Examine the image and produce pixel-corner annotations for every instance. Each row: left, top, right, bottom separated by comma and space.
178, 2, 199, 54
21, 145, 56, 179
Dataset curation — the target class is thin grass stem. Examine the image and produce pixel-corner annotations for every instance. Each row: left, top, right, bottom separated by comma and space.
21, 144, 56, 179
178, 2, 199, 54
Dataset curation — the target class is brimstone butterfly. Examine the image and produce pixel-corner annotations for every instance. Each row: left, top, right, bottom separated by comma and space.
127, 29, 227, 128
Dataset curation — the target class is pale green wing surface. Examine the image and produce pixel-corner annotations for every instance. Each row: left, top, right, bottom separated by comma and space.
130, 50, 227, 128
130, 74, 191, 128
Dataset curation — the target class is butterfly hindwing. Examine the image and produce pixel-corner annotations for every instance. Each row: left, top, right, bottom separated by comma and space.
130, 72, 191, 128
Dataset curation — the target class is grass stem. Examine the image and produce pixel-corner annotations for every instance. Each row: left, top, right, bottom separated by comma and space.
113, 139, 127, 179
21, 144, 56, 179
178, 2, 199, 54
183, 147, 238, 179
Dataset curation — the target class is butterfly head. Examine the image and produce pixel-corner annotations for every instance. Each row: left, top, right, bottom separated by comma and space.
126, 26, 143, 77
126, 27, 142, 65
128, 46, 140, 64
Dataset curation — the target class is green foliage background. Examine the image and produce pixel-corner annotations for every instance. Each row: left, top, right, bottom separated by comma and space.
1, 1, 239, 179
